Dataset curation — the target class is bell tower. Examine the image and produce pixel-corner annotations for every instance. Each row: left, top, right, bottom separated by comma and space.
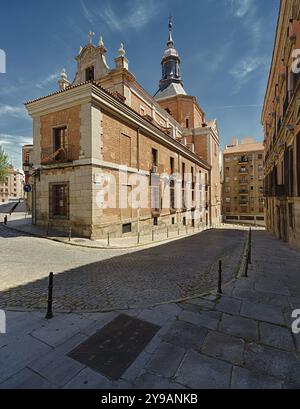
154, 17, 186, 100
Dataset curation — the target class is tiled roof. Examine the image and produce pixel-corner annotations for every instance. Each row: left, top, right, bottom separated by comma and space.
24, 80, 117, 105
224, 142, 264, 154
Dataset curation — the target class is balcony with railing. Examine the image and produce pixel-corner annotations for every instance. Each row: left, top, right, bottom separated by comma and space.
41, 145, 75, 165
239, 189, 249, 195
239, 168, 249, 175
239, 178, 248, 184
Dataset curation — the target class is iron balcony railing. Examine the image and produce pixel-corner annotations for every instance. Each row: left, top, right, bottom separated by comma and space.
41, 144, 75, 165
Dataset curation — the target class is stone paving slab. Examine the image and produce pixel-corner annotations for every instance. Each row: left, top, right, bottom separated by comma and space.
201, 331, 245, 366
175, 350, 232, 389
231, 366, 283, 390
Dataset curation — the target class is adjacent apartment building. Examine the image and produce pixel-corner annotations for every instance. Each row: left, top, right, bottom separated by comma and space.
262, 0, 300, 248
0, 165, 24, 203
24, 23, 221, 239
222, 140, 265, 226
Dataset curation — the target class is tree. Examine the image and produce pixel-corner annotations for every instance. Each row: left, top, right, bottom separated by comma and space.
0, 146, 9, 183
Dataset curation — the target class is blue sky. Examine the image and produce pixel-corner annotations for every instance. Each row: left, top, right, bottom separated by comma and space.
0, 0, 279, 169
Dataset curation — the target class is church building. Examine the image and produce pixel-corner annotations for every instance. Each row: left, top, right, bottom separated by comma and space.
25, 21, 221, 239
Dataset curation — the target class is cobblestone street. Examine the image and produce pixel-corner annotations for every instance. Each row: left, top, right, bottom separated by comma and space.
0, 229, 300, 389
0, 226, 246, 311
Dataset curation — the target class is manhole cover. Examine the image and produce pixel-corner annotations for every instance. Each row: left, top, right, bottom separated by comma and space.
68, 314, 160, 380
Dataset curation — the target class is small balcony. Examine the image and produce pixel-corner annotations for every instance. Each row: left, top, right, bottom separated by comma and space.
239, 179, 248, 184
239, 168, 249, 175
41, 145, 75, 165
239, 189, 249, 195
239, 202, 248, 207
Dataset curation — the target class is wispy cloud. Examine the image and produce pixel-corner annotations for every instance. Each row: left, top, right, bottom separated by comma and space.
0, 133, 32, 146
0, 104, 27, 118
80, 0, 161, 32
230, 56, 268, 84
227, 0, 253, 18
36, 72, 59, 89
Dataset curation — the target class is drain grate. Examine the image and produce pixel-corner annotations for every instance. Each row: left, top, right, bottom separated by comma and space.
68, 314, 160, 380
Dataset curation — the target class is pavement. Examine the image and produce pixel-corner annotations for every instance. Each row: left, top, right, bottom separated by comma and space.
0, 229, 300, 389
0, 225, 246, 311
1, 211, 249, 249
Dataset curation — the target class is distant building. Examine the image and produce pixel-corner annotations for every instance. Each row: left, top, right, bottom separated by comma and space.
0, 165, 24, 203
222, 140, 265, 226
262, 0, 300, 248
24, 22, 221, 238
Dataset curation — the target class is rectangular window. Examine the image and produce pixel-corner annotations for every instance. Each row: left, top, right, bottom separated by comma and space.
183, 217, 186, 226
54, 126, 67, 151
85, 66, 94, 81
50, 183, 69, 219
152, 148, 158, 167
170, 157, 175, 174
122, 223, 132, 234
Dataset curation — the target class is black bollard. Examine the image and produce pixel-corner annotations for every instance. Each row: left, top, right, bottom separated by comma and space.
137, 232, 140, 245
4, 215, 7, 225
107, 232, 110, 247
45, 272, 54, 320
218, 260, 223, 294
152, 230, 154, 242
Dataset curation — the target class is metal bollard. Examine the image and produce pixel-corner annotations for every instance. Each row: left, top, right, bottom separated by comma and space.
4, 215, 7, 225
218, 260, 223, 294
69, 227, 72, 242
45, 272, 54, 320
178, 227, 180, 236
152, 230, 154, 242
107, 232, 110, 247
137, 232, 140, 245
167, 227, 169, 239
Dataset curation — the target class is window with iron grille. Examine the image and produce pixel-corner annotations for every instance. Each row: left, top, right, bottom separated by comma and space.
50, 183, 69, 219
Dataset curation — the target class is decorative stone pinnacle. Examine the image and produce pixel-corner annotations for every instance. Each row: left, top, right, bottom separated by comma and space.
60, 68, 67, 80
118, 43, 126, 57
99, 36, 104, 47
